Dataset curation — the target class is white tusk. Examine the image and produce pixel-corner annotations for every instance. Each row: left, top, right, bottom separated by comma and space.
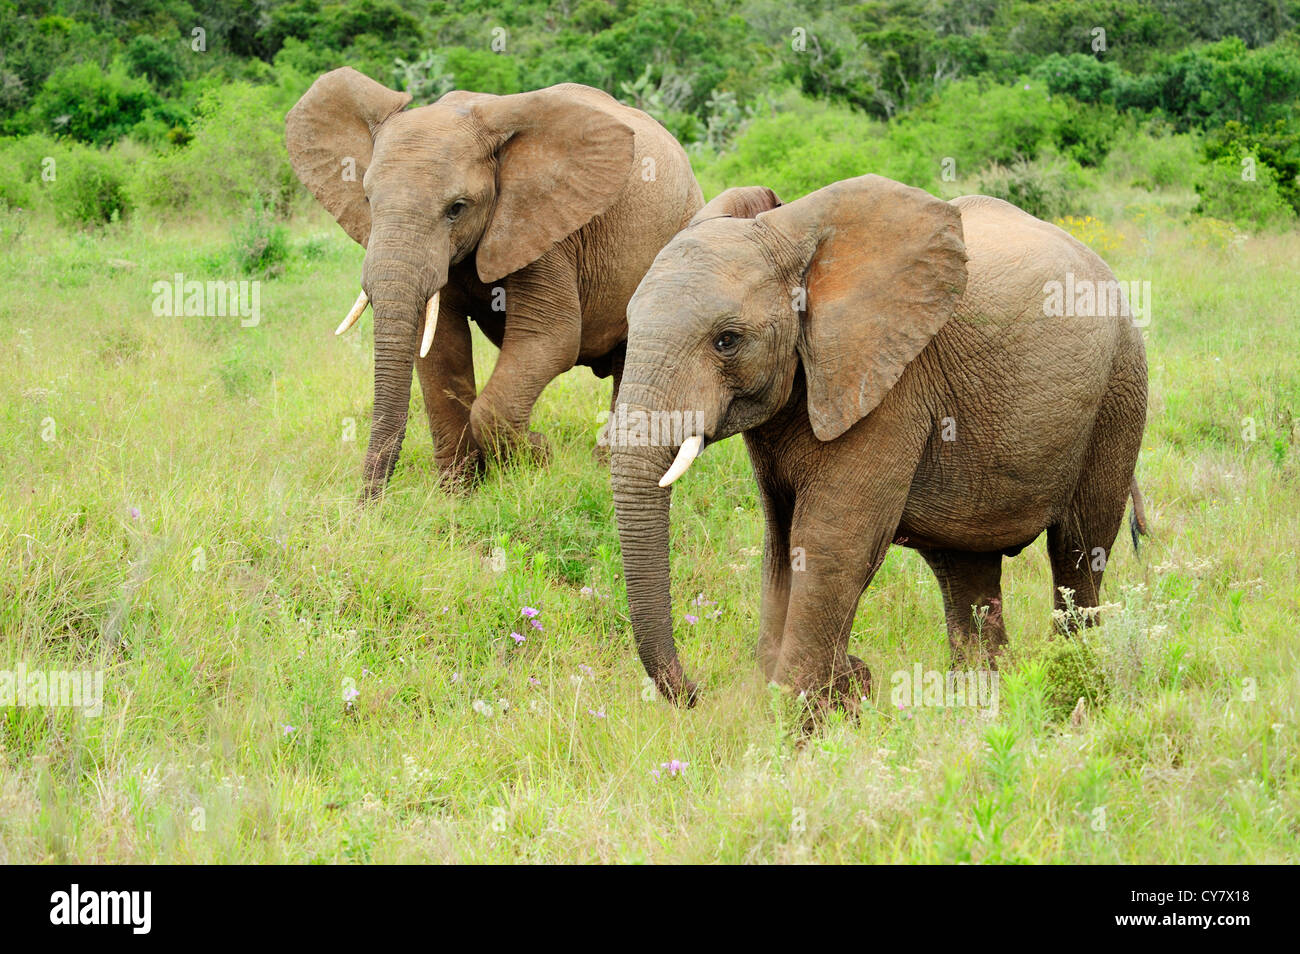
335, 290, 369, 336
419, 290, 440, 358
658, 434, 704, 488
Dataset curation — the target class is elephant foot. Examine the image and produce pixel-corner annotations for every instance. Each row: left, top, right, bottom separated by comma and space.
797, 655, 873, 733
948, 606, 1008, 670
435, 452, 485, 494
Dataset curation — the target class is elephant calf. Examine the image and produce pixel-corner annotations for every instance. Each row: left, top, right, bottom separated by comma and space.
286, 70, 703, 498
612, 175, 1148, 714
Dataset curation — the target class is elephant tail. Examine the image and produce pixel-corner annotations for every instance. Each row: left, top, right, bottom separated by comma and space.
1129, 476, 1149, 552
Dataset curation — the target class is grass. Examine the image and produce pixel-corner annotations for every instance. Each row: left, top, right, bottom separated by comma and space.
1, 191, 1298, 863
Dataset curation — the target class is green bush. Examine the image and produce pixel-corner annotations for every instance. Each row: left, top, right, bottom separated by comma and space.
1194, 153, 1294, 231
892, 78, 1073, 171
231, 195, 290, 278
1036, 53, 1121, 104
1052, 103, 1120, 167
1116, 36, 1300, 131
1101, 126, 1201, 189
1039, 634, 1111, 722
694, 93, 901, 200
1204, 119, 1300, 214
32, 60, 160, 146
443, 47, 522, 96
977, 158, 1086, 219
130, 81, 299, 218
0, 134, 61, 210
123, 35, 187, 92
49, 144, 132, 225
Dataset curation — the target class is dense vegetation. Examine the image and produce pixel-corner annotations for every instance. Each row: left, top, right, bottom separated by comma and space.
2, 0, 1299, 230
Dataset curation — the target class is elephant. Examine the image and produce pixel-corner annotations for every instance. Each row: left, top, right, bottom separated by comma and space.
611, 175, 1148, 715
286, 69, 703, 498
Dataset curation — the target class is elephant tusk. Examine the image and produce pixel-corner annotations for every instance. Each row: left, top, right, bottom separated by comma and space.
419, 290, 440, 358
658, 434, 704, 488
335, 290, 369, 336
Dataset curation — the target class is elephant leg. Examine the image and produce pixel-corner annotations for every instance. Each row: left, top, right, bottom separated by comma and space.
415, 304, 483, 489
917, 548, 1007, 666
772, 479, 913, 719
1047, 372, 1145, 631
756, 481, 795, 681
469, 248, 581, 463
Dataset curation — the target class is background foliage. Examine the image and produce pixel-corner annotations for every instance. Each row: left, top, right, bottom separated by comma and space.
0, 0, 1297, 228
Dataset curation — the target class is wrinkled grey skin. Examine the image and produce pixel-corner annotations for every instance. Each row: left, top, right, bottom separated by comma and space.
612, 176, 1147, 717
286, 69, 703, 498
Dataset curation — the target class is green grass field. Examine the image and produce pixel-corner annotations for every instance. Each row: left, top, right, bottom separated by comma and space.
2, 193, 1297, 863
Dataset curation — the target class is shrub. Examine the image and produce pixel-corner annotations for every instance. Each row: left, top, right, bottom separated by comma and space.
896, 79, 1064, 169
1101, 126, 1201, 189
1116, 37, 1300, 131
0, 205, 28, 244
130, 81, 298, 218
1040, 634, 1110, 722
1194, 153, 1294, 231
32, 60, 159, 146
1052, 104, 1120, 167
231, 195, 290, 278
977, 158, 1086, 219
443, 47, 522, 96
693, 93, 900, 200
1036, 53, 1121, 104
0, 134, 61, 210
49, 144, 132, 225
1204, 119, 1300, 214
123, 34, 187, 92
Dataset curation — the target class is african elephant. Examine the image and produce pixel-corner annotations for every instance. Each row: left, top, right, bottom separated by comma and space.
286, 69, 703, 498
611, 176, 1148, 714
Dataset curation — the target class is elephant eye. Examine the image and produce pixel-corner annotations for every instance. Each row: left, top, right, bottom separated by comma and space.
714, 331, 740, 354
446, 199, 468, 221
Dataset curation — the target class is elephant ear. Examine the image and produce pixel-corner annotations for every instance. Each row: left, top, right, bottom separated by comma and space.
689, 186, 782, 225
285, 68, 412, 247
474, 87, 635, 284
757, 174, 967, 442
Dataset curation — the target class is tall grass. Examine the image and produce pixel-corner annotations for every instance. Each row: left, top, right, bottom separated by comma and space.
1, 190, 1297, 862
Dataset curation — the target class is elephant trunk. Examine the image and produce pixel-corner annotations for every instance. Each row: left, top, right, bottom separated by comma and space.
610, 398, 697, 706
360, 225, 444, 500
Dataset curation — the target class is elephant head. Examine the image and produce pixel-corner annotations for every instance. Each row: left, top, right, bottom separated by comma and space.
286, 69, 635, 498
612, 175, 967, 703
